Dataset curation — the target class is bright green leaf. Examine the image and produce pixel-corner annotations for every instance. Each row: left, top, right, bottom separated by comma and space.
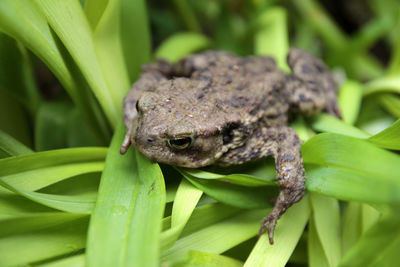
155, 32, 211, 62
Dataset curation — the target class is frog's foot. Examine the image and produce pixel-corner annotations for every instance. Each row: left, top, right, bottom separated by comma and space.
259, 186, 304, 244
325, 93, 342, 119
120, 134, 131, 155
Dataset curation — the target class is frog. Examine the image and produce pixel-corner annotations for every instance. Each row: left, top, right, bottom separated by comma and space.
120, 48, 340, 244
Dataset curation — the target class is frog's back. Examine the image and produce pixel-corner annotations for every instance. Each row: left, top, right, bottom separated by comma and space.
187, 51, 290, 127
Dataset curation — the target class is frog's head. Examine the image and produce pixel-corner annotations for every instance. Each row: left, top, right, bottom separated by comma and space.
131, 80, 232, 168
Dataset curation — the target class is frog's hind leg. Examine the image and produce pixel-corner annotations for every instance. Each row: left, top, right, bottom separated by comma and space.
217, 126, 306, 244
286, 48, 341, 118
120, 66, 168, 154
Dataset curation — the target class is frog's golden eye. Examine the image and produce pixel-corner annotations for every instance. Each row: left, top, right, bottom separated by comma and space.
168, 136, 192, 150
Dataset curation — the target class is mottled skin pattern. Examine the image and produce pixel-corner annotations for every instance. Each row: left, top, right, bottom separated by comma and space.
120, 48, 340, 244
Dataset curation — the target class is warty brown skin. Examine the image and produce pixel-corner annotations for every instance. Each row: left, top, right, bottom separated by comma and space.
120, 48, 340, 244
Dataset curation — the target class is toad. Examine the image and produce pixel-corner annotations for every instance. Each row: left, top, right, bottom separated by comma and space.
120, 49, 340, 244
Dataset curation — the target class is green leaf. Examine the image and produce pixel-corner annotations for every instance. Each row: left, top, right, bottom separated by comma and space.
0, 33, 41, 115
0, 0, 110, 140
243, 196, 310, 267
172, 0, 201, 33
183, 174, 277, 209
178, 167, 276, 187
364, 76, 400, 96
0, 130, 33, 158
0, 212, 85, 237
89, 0, 131, 106
379, 93, 400, 118
123, 150, 165, 266
178, 203, 241, 239
155, 32, 211, 62
86, 123, 165, 267
254, 7, 289, 71
34, 0, 120, 127
311, 114, 370, 139
367, 118, 400, 149
162, 209, 268, 263
0, 147, 106, 191
0, 180, 96, 213
176, 250, 243, 267
311, 114, 400, 150
309, 193, 341, 267
0, 91, 32, 147
161, 179, 203, 251
341, 203, 380, 255
339, 211, 400, 267
0, 216, 88, 266
120, 0, 151, 82
41, 254, 85, 267
66, 108, 106, 147
34, 102, 73, 151
308, 215, 330, 267
84, 0, 108, 29
0, 190, 56, 215
303, 133, 400, 204
338, 80, 363, 125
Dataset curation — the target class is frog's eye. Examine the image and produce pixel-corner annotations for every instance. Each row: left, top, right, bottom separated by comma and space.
135, 101, 140, 112
168, 136, 192, 150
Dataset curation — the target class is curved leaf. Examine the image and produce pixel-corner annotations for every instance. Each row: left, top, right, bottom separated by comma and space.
184, 174, 277, 209
303, 133, 400, 203
155, 32, 211, 62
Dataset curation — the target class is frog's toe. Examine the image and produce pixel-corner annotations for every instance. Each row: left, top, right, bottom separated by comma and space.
325, 100, 342, 119
258, 214, 277, 245
120, 135, 131, 154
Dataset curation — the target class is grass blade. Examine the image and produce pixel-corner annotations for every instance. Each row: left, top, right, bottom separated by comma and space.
86, 123, 137, 267
161, 179, 203, 251
123, 150, 165, 266
0, 0, 110, 140
155, 32, 211, 62
41, 254, 85, 267
338, 80, 363, 125
178, 251, 243, 267
254, 7, 289, 71
0, 216, 88, 266
34, 0, 120, 127
162, 209, 268, 263
244, 196, 310, 267
178, 167, 275, 187
308, 216, 330, 267
0, 181, 95, 213
86, 123, 166, 267
339, 211, 400, 267
367, 118, 400, 149
0, 148, 106, 191
310, 193, 341, 266
0, 130, 33, 157
303, 133, 400, 203
89, 0, 130, 105
120, 0, 151, 82
311, 114, 370, 139
184, 174, 277, 209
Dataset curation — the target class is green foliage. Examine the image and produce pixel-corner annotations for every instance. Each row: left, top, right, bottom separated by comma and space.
0, 0, 400, 266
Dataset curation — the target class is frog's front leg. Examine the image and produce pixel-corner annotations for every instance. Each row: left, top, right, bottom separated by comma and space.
286, 48, 341, 118
217, 126, 305, 244
120, 64, 168, 154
